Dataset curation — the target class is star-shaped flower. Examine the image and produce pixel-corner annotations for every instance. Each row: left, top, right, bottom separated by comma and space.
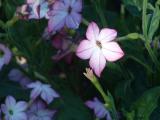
27, 100, 56, 120
48, 0, 82, 32
76, 22, 124, 77
85, 97, 112, 120
27, 0, 49, 19
27, 81, 59, 104
1, 96, 27, 120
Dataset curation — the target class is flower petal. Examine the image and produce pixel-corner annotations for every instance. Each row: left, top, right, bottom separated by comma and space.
39, 2, 49, 19
48, 11, 67, 32
63, 0, 71, 7
66, 12, 81, 29
89, 50, 106, 77
0, 58, 5, 70
27, 0, 34, 4
0, 44, 12, 64
15, 112, 27, 120
30, 88, 41, 99
86, 22, 100, 41
5, 96, 16, 108
41, 86, 59, 104
85, 101, 95, 109
53, 1, 67, 11
1, 104, 7, 114
76, 40, 95, 60
15, 102, 27, 112
71, 0, 82, 12
102, 42, 124, 62
98, 28, 117, 43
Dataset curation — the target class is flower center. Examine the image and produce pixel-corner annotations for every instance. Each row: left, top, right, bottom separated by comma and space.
68, 6, 72, 14
9, 109, 14, 115
96, 41, 102, 49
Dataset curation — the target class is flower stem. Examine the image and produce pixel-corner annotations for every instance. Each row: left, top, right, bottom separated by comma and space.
142, 0, 148, 39
82, 18, 89, 26
145, 42, 160, 70
27, 99, 35, 109
91, 76, 118, 120
142, 0, 160, 70
91, 76, 110, 104
6, 16, 19, 28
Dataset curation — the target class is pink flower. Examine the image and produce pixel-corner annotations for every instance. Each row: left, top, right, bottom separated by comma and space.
48, 0, 82, 32
76, 22, 124, 77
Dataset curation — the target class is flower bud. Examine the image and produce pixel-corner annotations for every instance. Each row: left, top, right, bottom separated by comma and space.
127, 33, 140, 39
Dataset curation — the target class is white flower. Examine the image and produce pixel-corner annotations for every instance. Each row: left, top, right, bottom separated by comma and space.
1, 96, 27, 120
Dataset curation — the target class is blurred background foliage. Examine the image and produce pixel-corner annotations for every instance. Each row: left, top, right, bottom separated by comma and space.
0, 0, 160, 120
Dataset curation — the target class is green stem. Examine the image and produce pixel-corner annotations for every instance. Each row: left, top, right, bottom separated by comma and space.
6, 16, 19, 28
91, 76, 110, 103
142, 0, 148, 39
145, 42, 160, 70
142, 0, 160, 70
120, 4, 125, 18
91, 76, 118, 120
82, 18, 89, 26
116, 36, 127, 41
0, 20, 5, 29
117, 33, 143, 42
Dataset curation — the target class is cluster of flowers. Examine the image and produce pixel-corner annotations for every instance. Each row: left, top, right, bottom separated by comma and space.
0, 0, 126, 119
0, 60, 59, 120
17, 0, 124, 77
17, 0, 82, 34
0, 43, 60, 119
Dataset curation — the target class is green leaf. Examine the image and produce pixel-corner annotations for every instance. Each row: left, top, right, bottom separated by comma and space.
0, 81, 29, 100
122, 0, 143, 16
130, 87, 160, 120
55, 89, 92, 120
123, 0, 143, 11
148, 5, 160, 41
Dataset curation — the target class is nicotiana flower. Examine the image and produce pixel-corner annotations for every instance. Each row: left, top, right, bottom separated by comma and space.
0, 44, 12, 70
76, 22, 124, 77
27, 81, 59, 104
85, 97, 112, 120
52, 30, 75, 63
17, 0, 49, 19
27, 100, 56, 120
8, 69, 31, 88
1, 96, 27, 120
48, 0, 82, 32
28, 0, 49, 19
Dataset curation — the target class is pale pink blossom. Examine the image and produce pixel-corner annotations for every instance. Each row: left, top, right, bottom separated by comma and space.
76, 22, 124, 77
